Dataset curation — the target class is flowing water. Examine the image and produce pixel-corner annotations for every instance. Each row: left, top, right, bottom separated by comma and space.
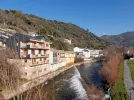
41, 61, 103, 100
11, 61, 103, 100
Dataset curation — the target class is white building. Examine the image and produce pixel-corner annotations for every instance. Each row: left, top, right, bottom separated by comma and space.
90, 50, 102, 58
28, 32, 38, 37
73, 47, 91, 60
73, 47, 102, 59
64, 39, 71, 45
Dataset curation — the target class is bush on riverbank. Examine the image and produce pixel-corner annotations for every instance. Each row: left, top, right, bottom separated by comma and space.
100, 47, 123, 89
74, 57, 84, 63
110, 62, 129, 100
127, 60, 134, 81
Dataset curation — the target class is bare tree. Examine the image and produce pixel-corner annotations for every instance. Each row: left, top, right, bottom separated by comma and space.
100, 46, 123, 89
0, 48, 21, 90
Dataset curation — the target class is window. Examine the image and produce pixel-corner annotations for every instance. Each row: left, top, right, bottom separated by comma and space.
38, 70, 42, 73
46, 43, 49, 47
32, 50, 35, 54
25, 72, 27, 76
44, 68, 47, 71
32, 71, 36, 75
33, 59, 36, 62
40, 58, 42, 61
24, 59, 27, 63
39, 50, 41, 54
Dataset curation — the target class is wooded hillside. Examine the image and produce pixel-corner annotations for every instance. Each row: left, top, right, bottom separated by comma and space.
0, 9, 110, 50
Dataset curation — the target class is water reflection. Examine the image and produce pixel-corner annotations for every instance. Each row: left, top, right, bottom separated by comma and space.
42, 61, 103, 100
77, 61, 103, 88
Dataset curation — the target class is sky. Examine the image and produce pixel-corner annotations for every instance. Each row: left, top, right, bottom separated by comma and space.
0, 0, 134, 36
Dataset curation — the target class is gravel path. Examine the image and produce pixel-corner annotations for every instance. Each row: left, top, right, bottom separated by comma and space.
124, 60, 134, 99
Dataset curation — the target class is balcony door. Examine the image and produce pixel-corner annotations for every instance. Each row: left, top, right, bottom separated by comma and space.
32, 50, 35, 55
32, 59, 36, 64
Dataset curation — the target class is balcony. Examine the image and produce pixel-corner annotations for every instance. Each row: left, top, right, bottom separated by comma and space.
31, 60, 49, 66
21, 54, 49, 59
21, 44, 49, 49
39, 54, 49, 57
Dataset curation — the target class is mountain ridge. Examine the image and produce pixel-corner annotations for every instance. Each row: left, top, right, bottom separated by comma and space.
101, 31, 134, 48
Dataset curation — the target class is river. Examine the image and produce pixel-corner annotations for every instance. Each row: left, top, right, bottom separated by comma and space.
40, 61, 103, 100
11, 61, 103, 100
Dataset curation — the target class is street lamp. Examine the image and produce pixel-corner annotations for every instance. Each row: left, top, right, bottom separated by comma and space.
129, 88, 131, 100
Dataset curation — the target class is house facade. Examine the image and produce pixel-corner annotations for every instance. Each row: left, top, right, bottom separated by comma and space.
0, 40, 6, 48
0, 32, 14, 48
64, 39, 71, 45
6, 33, 51, 80
90, 50, 102, 58
73, 47, 91, 60
4, 33, 76, 80
49, 48, 66, 71
65, 51, 75, 65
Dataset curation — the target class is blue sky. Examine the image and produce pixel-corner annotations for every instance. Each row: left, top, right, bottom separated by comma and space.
0, 0, 134, 36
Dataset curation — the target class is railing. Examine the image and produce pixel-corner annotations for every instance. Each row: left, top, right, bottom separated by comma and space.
41, 54, 49, 57
20, 53, 49, 59
21, 44, 49, 49
32, 60, 49, 66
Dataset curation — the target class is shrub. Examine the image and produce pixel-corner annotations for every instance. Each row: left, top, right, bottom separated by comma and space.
74, 57, 84, 63
100, 46, 123, 89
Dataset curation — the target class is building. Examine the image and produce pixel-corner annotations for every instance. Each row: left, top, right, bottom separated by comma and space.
58, 50, 66, 64
6, 33, 50, 80
0, 31, 14, 48
73, 47, 83, 53
73, 47, 91, 60
64, 39, 71, 45
0, 35, 6, 48
65, 51, 75, 65
49, 48, 66, 71
74, 47, 102, 59
28, 32, 38, 37
90, 50, 102, 58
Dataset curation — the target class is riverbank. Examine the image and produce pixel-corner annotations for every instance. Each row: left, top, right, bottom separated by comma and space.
110, 62, 129, 100
1, 60, 96, 99
77, 60, 105, 100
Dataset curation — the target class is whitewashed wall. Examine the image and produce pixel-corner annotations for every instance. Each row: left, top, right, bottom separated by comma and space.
50, 62, 66, 71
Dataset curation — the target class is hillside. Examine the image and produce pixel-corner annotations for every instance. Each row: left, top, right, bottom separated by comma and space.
101, 31, 134, 48
0, 9, 110, 50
